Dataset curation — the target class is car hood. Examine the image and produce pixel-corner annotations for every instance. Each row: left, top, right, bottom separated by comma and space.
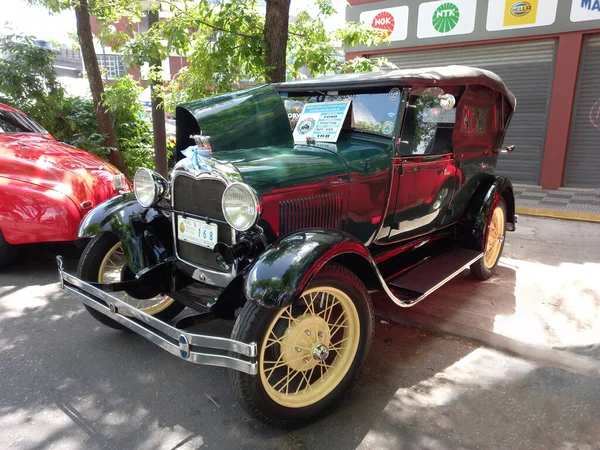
175, 84, 294, 157
0, 134, 127, 211
214, 144, 349, 194
174, 84, 353, 193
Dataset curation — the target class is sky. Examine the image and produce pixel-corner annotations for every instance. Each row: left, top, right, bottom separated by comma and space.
1, 0, 346, 44
1, 0, 76, 43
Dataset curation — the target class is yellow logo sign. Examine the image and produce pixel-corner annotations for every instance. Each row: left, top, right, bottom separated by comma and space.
179, 222, 185, 233
503, 0, 538, 26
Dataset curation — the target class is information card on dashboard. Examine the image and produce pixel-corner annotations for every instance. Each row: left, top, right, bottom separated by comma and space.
292, 100, 351, 143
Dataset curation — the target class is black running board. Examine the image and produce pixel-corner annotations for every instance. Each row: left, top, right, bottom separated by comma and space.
384, 248, 483, 307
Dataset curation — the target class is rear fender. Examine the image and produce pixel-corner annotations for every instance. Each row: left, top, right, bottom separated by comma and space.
244, 229, 381, 309
78, 193, 173, 273
459, 176, 516, 252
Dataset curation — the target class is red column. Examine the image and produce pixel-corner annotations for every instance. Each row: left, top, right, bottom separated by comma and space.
539, 32, 584, 189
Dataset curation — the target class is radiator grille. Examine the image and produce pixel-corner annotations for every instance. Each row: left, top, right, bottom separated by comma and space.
279, 192, 343, 235
172, 175, 232, 272
173, 176, 226, 220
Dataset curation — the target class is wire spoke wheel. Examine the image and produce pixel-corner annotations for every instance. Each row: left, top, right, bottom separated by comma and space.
98, 242, 174, 316
484, 206, 505, 269
259, 286, 361, 408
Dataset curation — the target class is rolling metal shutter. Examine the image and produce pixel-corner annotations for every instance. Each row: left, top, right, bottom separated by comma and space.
370, 40, 557, 184
564, 34, 600, 188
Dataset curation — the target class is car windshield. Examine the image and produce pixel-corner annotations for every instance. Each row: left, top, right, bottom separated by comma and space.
281, 89, 402, 137
0, 110, 47, 134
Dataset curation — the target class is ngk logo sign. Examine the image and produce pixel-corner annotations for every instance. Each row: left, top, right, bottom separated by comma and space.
359, 6, 409, 42
371, 11, 395, 38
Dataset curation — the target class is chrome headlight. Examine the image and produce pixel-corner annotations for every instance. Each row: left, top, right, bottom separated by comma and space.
221, 182, 259, 231
133, 168, 168, 207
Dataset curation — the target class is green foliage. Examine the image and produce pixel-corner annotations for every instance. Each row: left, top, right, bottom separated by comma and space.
0, 34, 64, 109
108, 0, 391, 110
40, 96, 110, 158
103, 76, 155, 174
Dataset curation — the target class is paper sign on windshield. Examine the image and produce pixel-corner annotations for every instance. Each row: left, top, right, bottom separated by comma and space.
293, 101, 351, 143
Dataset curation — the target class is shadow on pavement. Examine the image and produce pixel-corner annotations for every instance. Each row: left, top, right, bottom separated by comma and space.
0, 246, 599, 449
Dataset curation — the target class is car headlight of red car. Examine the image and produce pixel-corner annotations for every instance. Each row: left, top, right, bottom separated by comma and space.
134, 168, 168, 207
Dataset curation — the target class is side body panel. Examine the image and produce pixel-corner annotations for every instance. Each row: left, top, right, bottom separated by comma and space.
0, 176, 82, 244
78, 194, 173, 274
334, 134, 393, 244
388, 154, 458, 241
446, 85, 509, 224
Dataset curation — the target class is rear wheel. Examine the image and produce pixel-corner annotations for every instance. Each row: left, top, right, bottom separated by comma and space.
0, 230, 16, 268
78, 232, 184, 330
470, 197, 507, 280
230, 263, 374, 428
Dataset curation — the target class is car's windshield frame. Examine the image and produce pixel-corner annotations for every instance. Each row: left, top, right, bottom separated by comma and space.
280, 88, 403, 139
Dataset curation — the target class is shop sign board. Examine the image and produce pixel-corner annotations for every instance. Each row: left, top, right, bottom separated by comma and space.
571, 0, 600, 22
346, 0, 600, 52
359, 6, 410, 42
487, 0, 558, 30
417, 0, 478, 39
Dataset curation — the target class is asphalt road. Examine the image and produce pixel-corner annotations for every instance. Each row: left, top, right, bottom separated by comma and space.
1, 217, 599, 449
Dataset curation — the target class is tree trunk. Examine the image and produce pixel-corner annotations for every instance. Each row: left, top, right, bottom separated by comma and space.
147, 8, 168, 178
264, 0, 291, 83
74, 0, 128, 176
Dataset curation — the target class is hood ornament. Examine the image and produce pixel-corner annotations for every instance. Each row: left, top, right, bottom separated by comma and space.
182, 133, 213, 172
190, 134, 212, 151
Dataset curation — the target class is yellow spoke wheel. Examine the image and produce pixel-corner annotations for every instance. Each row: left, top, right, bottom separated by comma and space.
484, 205, 505, 269
259, 287, 361, 408
98, 242, 175, 316
78, 232, 185, 330
471, 197, 507, 281
230, 263, 373, 427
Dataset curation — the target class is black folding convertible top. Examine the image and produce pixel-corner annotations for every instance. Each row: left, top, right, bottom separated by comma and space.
275, 65, 516, 110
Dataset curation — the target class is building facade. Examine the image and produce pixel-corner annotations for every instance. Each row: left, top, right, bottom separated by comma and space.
346, 0, 600, 189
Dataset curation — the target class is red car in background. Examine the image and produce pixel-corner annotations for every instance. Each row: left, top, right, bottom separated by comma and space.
0, 103, 131, 266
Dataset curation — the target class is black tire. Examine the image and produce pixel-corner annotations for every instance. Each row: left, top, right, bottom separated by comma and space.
470, 197, 507, 281
0, 230, 16, 268
230, 263, 374, 428
78, 232, 184, 330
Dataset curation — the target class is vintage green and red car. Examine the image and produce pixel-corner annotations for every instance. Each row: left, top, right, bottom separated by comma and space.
57, 65, 517, 427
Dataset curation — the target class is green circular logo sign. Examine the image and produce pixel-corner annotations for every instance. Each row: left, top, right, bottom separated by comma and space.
432, 2, 460, 33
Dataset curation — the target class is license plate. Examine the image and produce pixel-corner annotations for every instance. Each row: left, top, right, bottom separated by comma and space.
177, 216, 218, 249
112, 174, 126, 190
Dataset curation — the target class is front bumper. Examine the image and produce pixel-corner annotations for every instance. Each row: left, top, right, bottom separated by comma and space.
56, 256, 257, 375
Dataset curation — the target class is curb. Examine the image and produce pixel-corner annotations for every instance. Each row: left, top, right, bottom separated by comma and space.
516, 206, 600, 223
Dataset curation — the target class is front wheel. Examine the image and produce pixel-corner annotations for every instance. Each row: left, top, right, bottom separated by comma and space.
230, 263, 374, 428
77, 232, 185, 330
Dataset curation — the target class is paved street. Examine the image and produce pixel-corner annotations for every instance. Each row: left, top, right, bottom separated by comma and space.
1, 217, 599, 449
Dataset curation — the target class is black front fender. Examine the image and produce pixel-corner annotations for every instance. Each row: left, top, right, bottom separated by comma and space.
243, 229, 375, 309
78, 193, 173, 273
459, 176, 516, 252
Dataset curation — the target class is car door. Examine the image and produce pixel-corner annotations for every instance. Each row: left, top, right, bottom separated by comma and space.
388, 87, 459, 241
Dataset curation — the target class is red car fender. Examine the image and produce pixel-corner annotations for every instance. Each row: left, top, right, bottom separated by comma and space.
0, 176, 82, 245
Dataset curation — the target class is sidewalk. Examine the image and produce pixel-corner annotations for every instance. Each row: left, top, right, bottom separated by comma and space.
374, 215, 600, 378
514, 184, 600, 222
